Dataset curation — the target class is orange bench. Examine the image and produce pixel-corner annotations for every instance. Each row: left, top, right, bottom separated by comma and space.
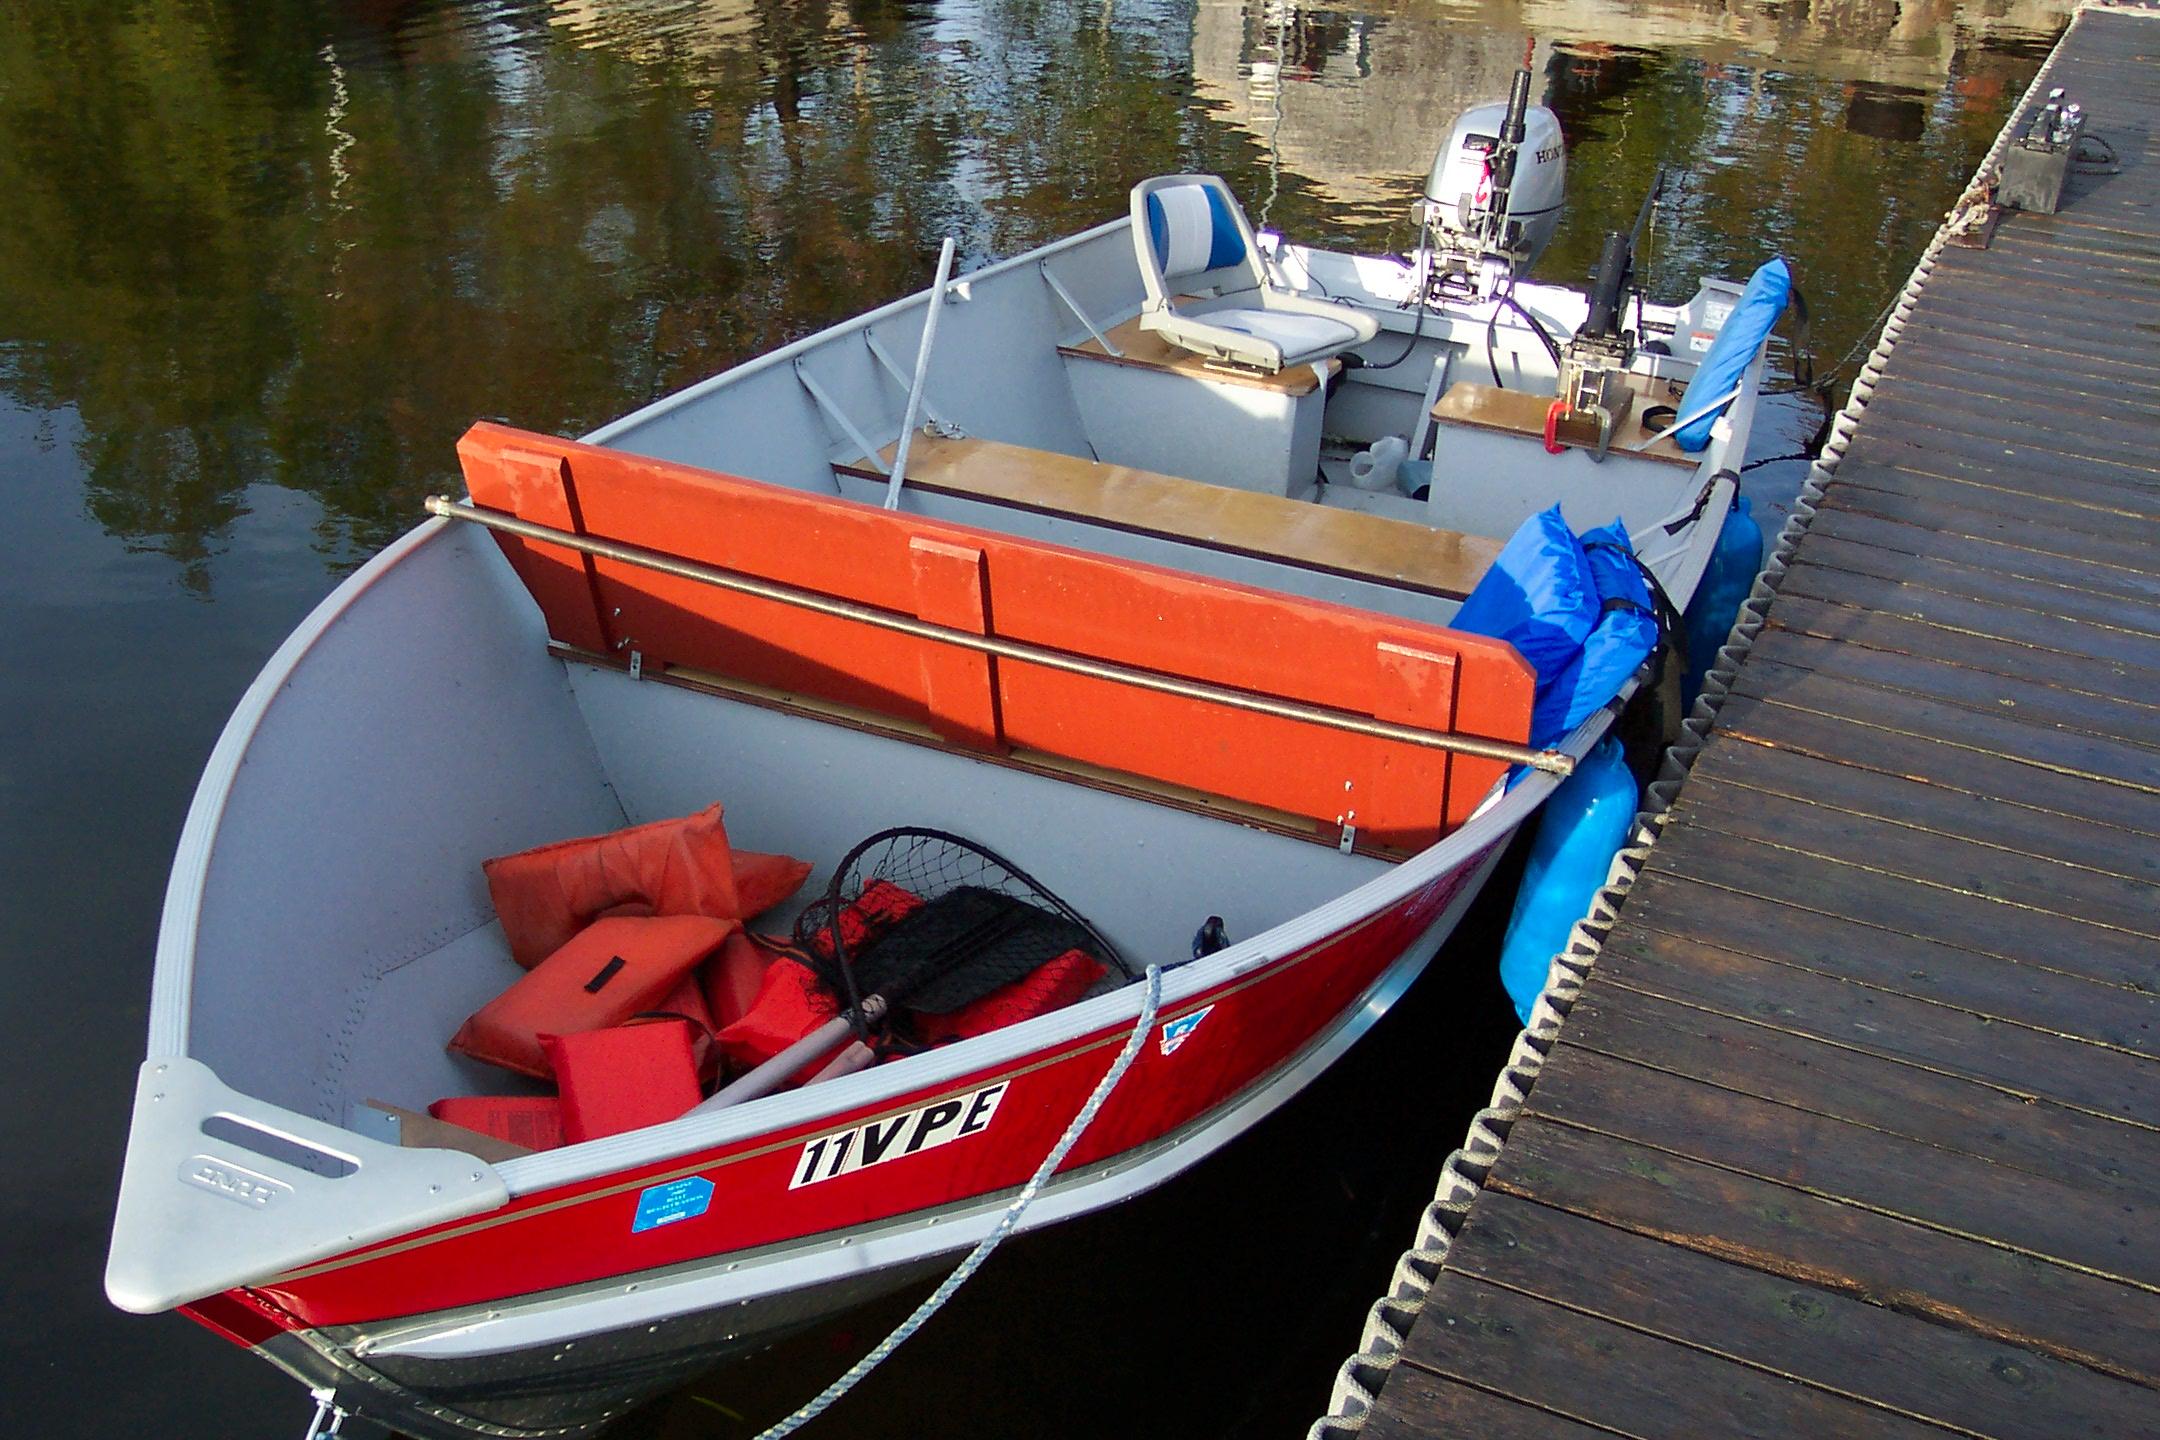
458, 423, 1534, 849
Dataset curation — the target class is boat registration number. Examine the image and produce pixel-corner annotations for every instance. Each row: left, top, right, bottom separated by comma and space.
790, 1082, 1008, 1189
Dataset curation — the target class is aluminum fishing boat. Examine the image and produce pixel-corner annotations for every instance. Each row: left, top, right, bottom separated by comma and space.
106, 86, 1776, 1439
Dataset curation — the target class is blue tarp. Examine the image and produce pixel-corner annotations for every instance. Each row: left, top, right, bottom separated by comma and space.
1673, 256, 1792, 452
1456, 507, 1659, 747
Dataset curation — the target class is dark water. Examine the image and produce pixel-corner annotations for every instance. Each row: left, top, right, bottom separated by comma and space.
0, 1, 2062, 1435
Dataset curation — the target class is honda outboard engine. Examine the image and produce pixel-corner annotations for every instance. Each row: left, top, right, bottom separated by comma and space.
1419, 70, 1565, 295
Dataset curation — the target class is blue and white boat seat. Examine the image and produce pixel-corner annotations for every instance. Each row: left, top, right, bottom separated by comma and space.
1129, 175, 1381, 373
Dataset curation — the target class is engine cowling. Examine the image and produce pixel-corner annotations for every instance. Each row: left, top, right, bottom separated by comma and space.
1422, 101, 1566, 271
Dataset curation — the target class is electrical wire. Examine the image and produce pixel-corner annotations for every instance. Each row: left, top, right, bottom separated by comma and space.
1358, 219, 1436, 371
1485, 276, 1563, 388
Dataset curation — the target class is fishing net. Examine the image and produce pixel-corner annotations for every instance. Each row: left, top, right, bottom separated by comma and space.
794, 828, 1133, 1031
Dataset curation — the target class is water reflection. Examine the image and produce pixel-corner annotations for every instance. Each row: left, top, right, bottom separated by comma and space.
0, 1, 2071, 1435
0, 0, 2064, 592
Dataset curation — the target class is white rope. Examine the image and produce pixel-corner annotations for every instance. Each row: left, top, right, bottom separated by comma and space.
755, 964, 1166, 1439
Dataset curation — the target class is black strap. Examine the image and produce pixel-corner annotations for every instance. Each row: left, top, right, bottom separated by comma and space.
1662, 470, 1733, 536
1583, 540, 1686, 688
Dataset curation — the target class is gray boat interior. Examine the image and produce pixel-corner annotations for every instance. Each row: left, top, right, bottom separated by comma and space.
182, 520, 1397, 1129
181, 209, 1752, 1135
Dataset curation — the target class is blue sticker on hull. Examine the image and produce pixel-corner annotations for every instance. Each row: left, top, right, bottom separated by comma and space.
633, 1175, 714, 1233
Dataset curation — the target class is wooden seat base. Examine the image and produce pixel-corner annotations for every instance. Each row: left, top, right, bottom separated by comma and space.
838, 433, 1502, 601
1059, 314, 1340, 396
1431, 381, 1698, 467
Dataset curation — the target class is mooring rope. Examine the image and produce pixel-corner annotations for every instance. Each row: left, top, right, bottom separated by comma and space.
754, 964, 1165, 1439
1303, 15, 2089, 1432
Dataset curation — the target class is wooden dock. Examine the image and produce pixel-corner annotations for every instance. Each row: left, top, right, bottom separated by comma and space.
1344, 7, 2160, 1438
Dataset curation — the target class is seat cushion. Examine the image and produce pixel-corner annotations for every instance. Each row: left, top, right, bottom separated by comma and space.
1202, 307, 1361, 361
1145, 182, 1246, 281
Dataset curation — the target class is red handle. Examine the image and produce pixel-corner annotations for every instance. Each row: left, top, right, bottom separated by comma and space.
1543, 400, 1568, 455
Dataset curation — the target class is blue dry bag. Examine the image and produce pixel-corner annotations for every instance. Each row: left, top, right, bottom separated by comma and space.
1456, 508, 1660, 748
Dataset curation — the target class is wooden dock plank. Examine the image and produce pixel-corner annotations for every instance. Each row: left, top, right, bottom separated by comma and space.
1484, 1118, 2160, 1389
1817, 482, 2160, 578
1837, 421, 2160, 497
1761, 590, 2160, 708
1593, 922, 2160, 1127
1443, 1193, 2160, 1440
1646, 821, 2160, 997
1881, 319, 2160, 394
1894, 309, 2160, 380
1747, 625, 2160, 746
1874, 351, 2160, 425
1395, 1272, 1953, 1440
1833, 455, 2160, 536
1714, 688, 2160, 838
1362, 1370, 1626, 1440
1724, 658, 2160, 798
1564, 976, 2160, 1198
1867, 369, 2160, 439
1523, 1046, 2160, 1288
1687, 738, 2159, 882
1859, 392, 2160, 477
1781, 539, 2160, 648
1850, 433, 2160, 513
1665, 774, 2160, 936
1617, 863, 2160, 1057
1775, 563, 2160, 676
1914, 263, 2160, 324
1805, 506, 2160, 604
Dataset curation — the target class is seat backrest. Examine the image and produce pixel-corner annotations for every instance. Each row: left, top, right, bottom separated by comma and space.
1129, 175, 1266, 308
459, 421, 1535, 847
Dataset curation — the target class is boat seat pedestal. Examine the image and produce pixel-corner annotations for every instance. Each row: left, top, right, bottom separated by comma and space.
1058, 316, 1337, 498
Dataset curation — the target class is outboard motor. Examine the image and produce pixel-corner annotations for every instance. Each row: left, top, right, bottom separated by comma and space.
1418, 70, 1566, 296
1554, 168, 1667, 458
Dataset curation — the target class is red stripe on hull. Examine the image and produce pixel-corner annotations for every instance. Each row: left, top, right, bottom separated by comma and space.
180, 1289, 292, 1349
251, 862, 1481, 1330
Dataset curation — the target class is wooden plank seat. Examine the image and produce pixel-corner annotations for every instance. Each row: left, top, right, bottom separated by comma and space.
1432, 380, 1699, 467
836, 433, 1504, 602
1059, 313, 1340, 396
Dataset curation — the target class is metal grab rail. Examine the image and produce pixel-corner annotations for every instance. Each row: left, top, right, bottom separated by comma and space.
426, 496, 1572, 776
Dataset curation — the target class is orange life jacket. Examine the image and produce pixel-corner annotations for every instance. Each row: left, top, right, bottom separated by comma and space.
482, 805, 806, 968
449, 914, 737, 1078
545, 1019, 704, 1143
425, 1095, 565, 1152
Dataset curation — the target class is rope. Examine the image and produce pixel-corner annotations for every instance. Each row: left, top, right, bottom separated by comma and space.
1303, 16, 2088, 1433
754, 964, 1166, 1439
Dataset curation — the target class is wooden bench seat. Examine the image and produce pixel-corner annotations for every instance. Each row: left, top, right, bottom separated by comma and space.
1059, 314, 1340, 396
1432, 381, 1698, 467
837, 433, 1503, 601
